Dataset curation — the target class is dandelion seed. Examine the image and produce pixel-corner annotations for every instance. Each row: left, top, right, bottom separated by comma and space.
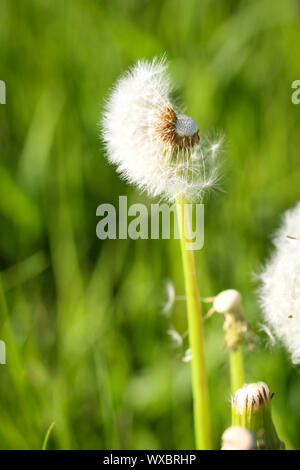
182, 347, 192, 362
259, 201, 300, 364
162, 280, 176, 315
101, 57, 222, 202
167, 328, 183, 347
257, 322, 276, 347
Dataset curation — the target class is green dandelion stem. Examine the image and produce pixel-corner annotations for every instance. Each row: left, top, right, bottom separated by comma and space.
229, 345, 245, 394
176, 194, 212, 450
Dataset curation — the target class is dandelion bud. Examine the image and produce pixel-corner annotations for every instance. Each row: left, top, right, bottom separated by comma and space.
221, 426, 256, 450
213, 289, 242, 314
232, 382, 283, 450
101, 57, 222, 202
206, 289, 253, 352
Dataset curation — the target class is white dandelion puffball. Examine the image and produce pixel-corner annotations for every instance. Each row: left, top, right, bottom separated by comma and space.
101, 57, 222, 201
259, 201, 300, 364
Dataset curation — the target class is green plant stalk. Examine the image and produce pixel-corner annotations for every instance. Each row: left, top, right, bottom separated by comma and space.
176, 195, 212, 450
42, 421, 56, 450
229, 346, 244, 394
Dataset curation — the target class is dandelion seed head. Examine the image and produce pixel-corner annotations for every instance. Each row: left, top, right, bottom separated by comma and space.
259, 201, 300, 364
101, 57, 222, 201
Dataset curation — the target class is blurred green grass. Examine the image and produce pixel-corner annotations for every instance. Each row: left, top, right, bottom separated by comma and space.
0, 0, 300, 450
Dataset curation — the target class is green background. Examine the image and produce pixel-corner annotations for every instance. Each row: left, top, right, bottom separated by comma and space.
0, 0, 300, 450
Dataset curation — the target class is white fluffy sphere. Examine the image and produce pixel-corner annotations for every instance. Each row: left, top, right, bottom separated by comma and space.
101, 57, 222, 201
259, 201, 300, 364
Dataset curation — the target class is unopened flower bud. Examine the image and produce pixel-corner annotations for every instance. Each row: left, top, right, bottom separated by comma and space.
232, 382, 283, 450
213, 289, 242, 314
221, 426, 256, 450
233, 381, 272, 414
205, 289, 253, 351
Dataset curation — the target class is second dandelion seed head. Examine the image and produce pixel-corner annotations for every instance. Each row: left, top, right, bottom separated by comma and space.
259, 201, 300, 364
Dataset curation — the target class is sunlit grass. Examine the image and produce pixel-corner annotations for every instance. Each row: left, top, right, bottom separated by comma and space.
0, 0, 300, 450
